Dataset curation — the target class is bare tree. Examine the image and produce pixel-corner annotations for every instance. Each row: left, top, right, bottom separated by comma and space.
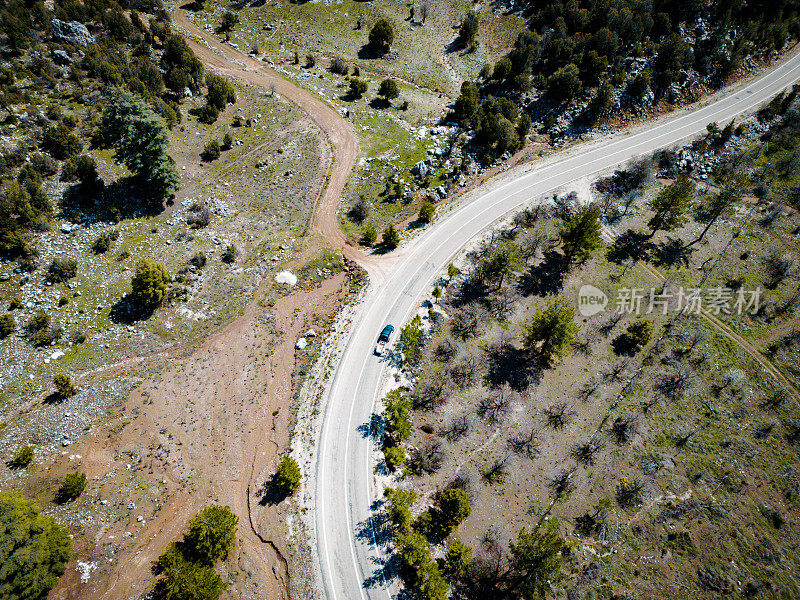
765, 251, 799, 288
413, 372, 448, 411
450, 353, 480, 388
610, 413, 639, 445
507, 429, 540, 459
482, 457, 508, 483
658, 363, 696, 400
760, 388, 789, 411
489, 287, 516, 320
442, 414, 470, 441
519, 230, 547, 261
452, 305, 486, 340
604, 358, 631, 382
543, 403, 575, 429
580, 377, 601, 400
410, 442, 444, 475
571, 437, 604, 465
478, 391, 512, 424
547, 467, 576, 500
434, 337, 457, 362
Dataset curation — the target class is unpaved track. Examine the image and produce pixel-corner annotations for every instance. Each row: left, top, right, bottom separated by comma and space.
173, 10, 361, 261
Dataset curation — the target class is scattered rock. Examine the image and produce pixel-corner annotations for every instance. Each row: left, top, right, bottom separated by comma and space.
275, 270, 298, 287
52, 19, 94, 46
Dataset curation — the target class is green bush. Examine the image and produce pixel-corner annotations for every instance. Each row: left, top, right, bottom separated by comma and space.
0, 314, 14, 338
0, 491, 72, 599
221, 244, 237, 264
349, 78, 367, 98
155, 543, 225, 600
361, 226, 377, 247
56, 472, 86, 503
92, 230, 119, 254
131, 259, 169, 307
41, 124, 81, 160
369, 19, 394, 53
378, 78, 399, 102
205, 74, 236, 111
418, 201, 435, 223
8, 445, 33, 469
46, 258, 77, 283
201, 139, 221, 162
184, 506, 238, 565
216, 10, 239, 34
53, 374, 76, 399
384, 445, 406, 471
382, 224, 400, 250
275, 455, 301, 496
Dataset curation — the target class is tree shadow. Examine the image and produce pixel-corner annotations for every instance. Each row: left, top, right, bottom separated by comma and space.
357, 413, 385, 442
517, 251, 570, 297
109, 295, 158, 324
43, 392, 66, 405
652, 237, 694, 268
449, 275, 490, 307
256, 473, 290, 506
357, 44, 385, 60
59, 177, 165, 224
483, 342, 540, 392
179, 0, 204, 11
606, 229, 654, 264
369, 97, 391, 110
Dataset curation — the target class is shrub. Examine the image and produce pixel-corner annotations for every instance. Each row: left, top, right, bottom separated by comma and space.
330, 57, 349, 75
92, 230, 119, 254
613, 319, 654, 355
0, 491, 72, 598
275, 455, 301, 495
369, 19, 394, 52
201, 139, 221, 162
155, 543, 225, 600
348, 197, 370, 223
349, 78, 367, 98
8, 297, 22, 310
56, 472, 87, 503
131, 259, 170, 307
42, 124, 81, 160
384, 445, 406, 471
206, 74, 236, 111
382, 224, 400, 250
189, 252, 206, 269
29, 153, 58, 178
195, 103, 220, 124
0, 314, 14, 338
305, 54, 316, 68
378, 78, 399, 102
459, 11, 479, 46
222, 132, 233, 149
361, 226, 377, 246
54, 373, 76, 398
221, 244, 237, 264
61, 155, 104, 195
46, 258, 77, 283
8, 445, 33, 468
217, 10, 239, 33
187, 202, 211, 228
418, 201, 435, 223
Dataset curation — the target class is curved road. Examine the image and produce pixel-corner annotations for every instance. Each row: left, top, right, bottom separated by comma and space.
314, 52, 800, 600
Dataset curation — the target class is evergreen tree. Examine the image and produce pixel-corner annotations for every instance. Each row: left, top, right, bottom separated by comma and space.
508, 523, 565, 600
131, 259, 170, 307
559, 205, 603, 263
522, 299, 578, 364
184, 506, 238, 566
100, 88, 179, 198
0, 491, 72, 600
275, 455, 301, 495
647, 174, 694, 238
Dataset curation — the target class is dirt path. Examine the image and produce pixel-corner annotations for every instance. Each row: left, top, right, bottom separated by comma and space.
637, 256, 800, 403
172, 11, 365, 262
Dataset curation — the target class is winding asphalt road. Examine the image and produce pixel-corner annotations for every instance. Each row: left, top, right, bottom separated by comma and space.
313, 51, 800, 600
